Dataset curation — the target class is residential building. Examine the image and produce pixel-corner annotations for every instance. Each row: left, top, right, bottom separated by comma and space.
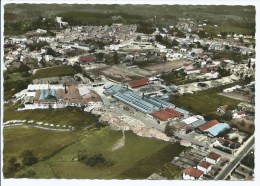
183, 167, 203, 180
205, 152, 221, 164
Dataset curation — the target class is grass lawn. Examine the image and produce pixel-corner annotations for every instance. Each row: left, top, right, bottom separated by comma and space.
19, 127, 186, 179
32, 66, 78, 79
4, 107, 99, 130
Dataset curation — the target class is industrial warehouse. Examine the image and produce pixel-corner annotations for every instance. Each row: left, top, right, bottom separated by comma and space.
15, 83, 103, 110
104, 84, 190, 123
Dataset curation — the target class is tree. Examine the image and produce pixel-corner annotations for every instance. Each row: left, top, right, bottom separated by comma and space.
164, 123, 174, 137
240, 120, 246, 127
247, 61, 251, 68
95, 52, 104, 61
172, 39, 179, 46
46, 48, 57, 56
19, 150, 38, 166
222, 110, 233, 121
136, 35, 141, 41
7, 157, 20, 173
155, 34, 163, 43
113, 52, 119, 64
225, 45, 230, 50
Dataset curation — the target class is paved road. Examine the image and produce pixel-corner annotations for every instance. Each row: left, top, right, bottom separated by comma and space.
216, 135, 255, 180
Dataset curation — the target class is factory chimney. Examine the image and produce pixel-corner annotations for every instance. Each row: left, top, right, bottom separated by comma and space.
64, 83, 67, 94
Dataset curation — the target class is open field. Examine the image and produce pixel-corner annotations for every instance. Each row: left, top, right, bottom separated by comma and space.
3, 127, 185, 179
32, 66, 79, 79
90, 65, 152, 82
144, 60, 187, 73
171, 84, 242, 115
3, 126, 85, 177
4, 107, 99, 130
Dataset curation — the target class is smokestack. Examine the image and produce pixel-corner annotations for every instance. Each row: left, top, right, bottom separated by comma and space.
64, 83, 67, 94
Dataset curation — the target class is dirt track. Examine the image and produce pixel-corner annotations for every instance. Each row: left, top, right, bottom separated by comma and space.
144, 59, 188, 73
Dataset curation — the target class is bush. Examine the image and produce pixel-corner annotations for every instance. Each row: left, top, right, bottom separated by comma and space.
78, 150, 114, 167
19, 150, 38, 166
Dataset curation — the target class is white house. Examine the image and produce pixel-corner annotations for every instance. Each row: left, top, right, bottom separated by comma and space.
36, 29, 47, 34
45, 55, 54, 62
205, 71, 219, 79
185, 68, 201, 75
197, 161, 212, 174
232, 111, 246, 119
205, 152, 221, 165
180, 48, 188, 52
183, 167, 203, 180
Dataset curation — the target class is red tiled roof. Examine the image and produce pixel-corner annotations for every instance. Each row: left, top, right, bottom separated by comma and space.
207, 152, 221, 160
79, 56, 96, 63
198, 161, 212, 169
221, 105, 229, 111
199, 120, 219, 131
186, 68, 201, 72
127, 78, 149, 88
184, 167, 203, 178
185, 126, 193, 131
150, 108, 182, 121
237, 111, 246, 115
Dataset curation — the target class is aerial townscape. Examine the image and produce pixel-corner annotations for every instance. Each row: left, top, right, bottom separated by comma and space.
2, 4, 255, 181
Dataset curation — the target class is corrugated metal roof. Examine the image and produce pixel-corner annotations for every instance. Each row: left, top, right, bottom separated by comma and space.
175, 107, 189, 116
205, 123, 230, 137
191, 119, 206, 128
105, 85, 175, 113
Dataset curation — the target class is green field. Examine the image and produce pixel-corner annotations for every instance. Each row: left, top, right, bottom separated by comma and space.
171, 82, 242, 116
3, 126, 185, 179
32, 66, 78, 79
4, 107, 99, 130
3, 126, 85, 177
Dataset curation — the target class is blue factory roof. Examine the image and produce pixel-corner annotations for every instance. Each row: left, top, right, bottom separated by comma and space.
205, 123, 231, 137
40, 89, 57, 100
106, 85, 175, 113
